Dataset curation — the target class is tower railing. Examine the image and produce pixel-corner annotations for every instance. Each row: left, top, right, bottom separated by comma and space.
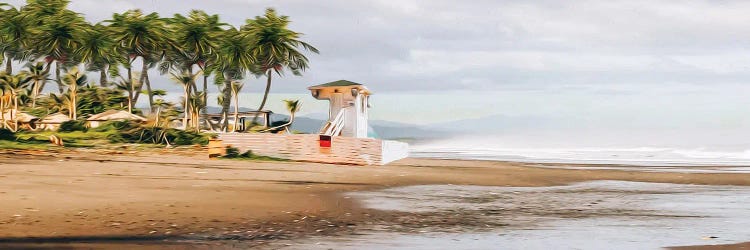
319, 108, 347, 136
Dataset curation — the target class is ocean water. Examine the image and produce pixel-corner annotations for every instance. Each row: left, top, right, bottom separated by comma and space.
393, 83, 750, 167
286, 181, 750, 250
411, 129, 750, 166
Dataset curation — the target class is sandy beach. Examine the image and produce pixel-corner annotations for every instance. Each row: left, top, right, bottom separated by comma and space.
1, 148, 749, 249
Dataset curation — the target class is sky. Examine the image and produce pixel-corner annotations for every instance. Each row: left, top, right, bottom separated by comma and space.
6, 0, 750, 124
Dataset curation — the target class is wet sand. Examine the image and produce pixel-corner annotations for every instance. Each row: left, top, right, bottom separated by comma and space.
294, 181, 750, 249
1, 148, 749, 249
671, 242, 750, 250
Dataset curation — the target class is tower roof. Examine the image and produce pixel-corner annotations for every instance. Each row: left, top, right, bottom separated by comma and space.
308, 80, 363, 89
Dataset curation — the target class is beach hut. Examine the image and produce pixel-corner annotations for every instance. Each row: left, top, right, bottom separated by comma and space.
309, 80, 371, 138
36, 113, 71, 131
1, 110, 39, 130
86, 110, 147, 128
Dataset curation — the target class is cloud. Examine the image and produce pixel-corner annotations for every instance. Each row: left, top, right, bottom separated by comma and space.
6, 0, 750, 94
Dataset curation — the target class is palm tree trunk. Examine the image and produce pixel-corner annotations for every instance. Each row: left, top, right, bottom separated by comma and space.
258, 70, 272, 113
127, 96, 132, 113
126, 65, 133, 113
252, 70, 273, 125
127, 64, 132, 88
55, 61, 63, 94
137, 62, 155, 112
187, 67, 198, 94
133, 59, 146, 106
183, 87, 190, 130
38, 61, 53, 93
5, 56, 11, 74
220, 73, 232, 132
31, 80, 39, 108
71, 86, 77, 120
99, 67, 108, 86
202, 74, 208, 115
193, 109, 200, 132
67, 96, 73, 119
154, 106, 161, 128
233, 94, 239, 132
286, 113, 295, 134
128, 70, 134, 113
12, 96, 18, 132
0, 97, 5, 129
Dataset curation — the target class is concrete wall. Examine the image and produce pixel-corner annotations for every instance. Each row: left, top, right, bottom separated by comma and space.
382, 140, 410, 164
218, 133, 408, 165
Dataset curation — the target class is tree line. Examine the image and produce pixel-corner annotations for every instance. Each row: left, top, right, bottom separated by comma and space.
0, 0, 318, 131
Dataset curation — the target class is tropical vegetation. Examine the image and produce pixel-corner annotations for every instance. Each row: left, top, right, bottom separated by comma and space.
0, 0, 317, 141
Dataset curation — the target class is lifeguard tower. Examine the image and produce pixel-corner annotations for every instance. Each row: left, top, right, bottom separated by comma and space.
215, 80, 408, 165
308, 80, 371, 138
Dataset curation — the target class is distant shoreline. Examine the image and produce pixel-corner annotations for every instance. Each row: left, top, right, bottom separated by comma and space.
410, 150, 750, 168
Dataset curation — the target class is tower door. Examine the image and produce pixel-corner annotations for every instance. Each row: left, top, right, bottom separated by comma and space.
330, 93, 344, 121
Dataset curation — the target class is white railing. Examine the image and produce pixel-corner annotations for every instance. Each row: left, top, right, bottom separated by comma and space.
320, 108, 347, 136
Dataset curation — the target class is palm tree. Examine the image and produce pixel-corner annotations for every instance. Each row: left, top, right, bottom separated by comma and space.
149, 89, 167, 125
106, 9, 171, 111
284, 99, 301, 130
230, 81, 244, 132
152, 97, 171, 128
242, 8, 318, 116
25, 61, 49, 108
187, 91, 205, 131
13, 0, 81, 93
167, 10, 226, 104
0, 5, 34, 74
214, 27, 255, 131
75, 85, 127, 115
16, 87, 32, 107
262, 99, 301, 134
169, 70, 201, 130
62, 67, 86, 119
42, 92, 72, 116
26, 7, 87, 93
0, 72, 31, 131
20, 0, 71, 20
76, 24, 117, 86
112, 73, 141, 113
0, 79, 10, 129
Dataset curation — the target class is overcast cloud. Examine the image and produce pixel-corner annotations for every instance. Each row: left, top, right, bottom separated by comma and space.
6, 0, 750, 94
11, 0, 750, 92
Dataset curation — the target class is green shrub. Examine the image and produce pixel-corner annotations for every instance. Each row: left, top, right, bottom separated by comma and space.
93, 120, 141, 132
24, 108, 49, 118
0, 128, 15, 141
166, 129, 208, 145
103, 124, 209, 146
106, 125, 158, 144
105, 132, 127, 143
58, 120, 88, 132
238, 150, 253, 158
15, 135, 47, 144
221, 148, 287, 161
224, 146, 241, 158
